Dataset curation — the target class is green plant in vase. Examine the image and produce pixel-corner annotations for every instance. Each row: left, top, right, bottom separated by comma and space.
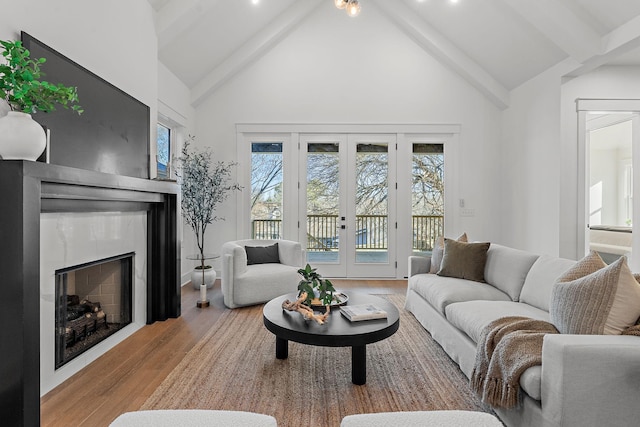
297, 263, 335, 306
0, 39, 82, 161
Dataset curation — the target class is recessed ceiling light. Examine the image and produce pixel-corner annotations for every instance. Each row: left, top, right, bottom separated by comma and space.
450, 0, 459, 3
251, 0, 259, 5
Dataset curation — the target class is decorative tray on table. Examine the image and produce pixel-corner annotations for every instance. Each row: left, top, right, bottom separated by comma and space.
310, 291, 349, 307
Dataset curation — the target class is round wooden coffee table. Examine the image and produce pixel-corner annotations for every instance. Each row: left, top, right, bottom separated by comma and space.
262, 292, 400, 385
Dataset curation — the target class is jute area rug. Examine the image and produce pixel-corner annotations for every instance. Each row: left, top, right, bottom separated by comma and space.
142, 294, 491, 426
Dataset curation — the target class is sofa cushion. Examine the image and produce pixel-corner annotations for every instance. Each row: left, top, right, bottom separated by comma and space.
245, 243, 281, 265
551, 254, 640, 335
484, 244, 539, 301
519, 255, 576, 312
445, 300, 550, 344
409, 274, 511, 315
437, 239, 490, 282
429, 232, 467, 274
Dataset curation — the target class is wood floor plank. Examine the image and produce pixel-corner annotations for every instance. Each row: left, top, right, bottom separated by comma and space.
41, 279, 407, 426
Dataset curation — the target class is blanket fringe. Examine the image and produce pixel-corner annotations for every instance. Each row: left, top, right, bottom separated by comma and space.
470, 368, 485, 392
482, 377, 520, 409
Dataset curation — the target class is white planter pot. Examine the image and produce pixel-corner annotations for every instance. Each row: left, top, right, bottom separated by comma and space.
0, 100, 10, 118
191, 266, 216, 290
0, 111, 46, 161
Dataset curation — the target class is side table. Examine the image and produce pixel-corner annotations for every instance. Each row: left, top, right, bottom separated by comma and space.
186, 253, 220, 308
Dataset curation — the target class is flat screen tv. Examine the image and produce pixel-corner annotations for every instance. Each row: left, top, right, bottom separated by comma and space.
21, 32, 150, 179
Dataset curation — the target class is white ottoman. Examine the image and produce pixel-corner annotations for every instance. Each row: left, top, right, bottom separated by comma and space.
110, 409, 278, 426
340, 410, 502, 427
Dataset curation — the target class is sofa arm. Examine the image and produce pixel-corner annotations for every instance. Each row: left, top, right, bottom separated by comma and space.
408, 256, 431, 277
221, 253, 236, 308
541, 334, 640, 427
276, 240, 304, 268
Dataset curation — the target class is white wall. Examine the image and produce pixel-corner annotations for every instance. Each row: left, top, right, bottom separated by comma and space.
190, 1, 503, 275
500, 60, 579, 256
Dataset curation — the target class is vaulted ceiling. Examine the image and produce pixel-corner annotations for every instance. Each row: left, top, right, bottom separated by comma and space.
148, 0, 640, 109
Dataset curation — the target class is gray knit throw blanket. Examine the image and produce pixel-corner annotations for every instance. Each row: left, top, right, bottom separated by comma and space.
471, 316, 559, 409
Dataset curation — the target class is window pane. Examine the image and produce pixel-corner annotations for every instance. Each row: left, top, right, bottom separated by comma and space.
355, 143, 388, 263
307, 143, 340, 263
412, 143, 444, 255
156, 124, 170, 179
251, 143, 283, 239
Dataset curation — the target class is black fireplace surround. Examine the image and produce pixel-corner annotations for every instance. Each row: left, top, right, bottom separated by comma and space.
0, 161, 180, 426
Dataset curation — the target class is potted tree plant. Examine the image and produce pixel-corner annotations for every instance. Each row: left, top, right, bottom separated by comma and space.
0, 39, 82, 160
175, 137, 241, 292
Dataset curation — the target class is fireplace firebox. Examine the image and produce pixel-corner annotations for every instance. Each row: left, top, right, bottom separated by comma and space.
55, 253, 133, 369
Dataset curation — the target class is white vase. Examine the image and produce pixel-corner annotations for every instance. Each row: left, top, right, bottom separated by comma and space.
0, 111, 46, 161
0, 100, 10, 118
191, 265, 216, 290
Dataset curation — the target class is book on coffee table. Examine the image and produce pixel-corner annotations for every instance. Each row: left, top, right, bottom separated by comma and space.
340, 304, 387, 322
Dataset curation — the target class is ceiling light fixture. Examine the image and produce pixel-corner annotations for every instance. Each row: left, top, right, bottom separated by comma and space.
335, 0, 361, 17
334, 0, 347, 9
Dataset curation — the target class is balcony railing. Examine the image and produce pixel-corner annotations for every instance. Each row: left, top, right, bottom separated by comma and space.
412, 215, 444, 251
251, 214, 444, 252
252, 219, 282, 240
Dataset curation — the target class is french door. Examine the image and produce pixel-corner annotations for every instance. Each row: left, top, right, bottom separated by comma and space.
301, 134, 397, 278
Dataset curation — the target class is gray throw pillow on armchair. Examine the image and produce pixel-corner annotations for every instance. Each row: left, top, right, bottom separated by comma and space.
245, 243, 281, 265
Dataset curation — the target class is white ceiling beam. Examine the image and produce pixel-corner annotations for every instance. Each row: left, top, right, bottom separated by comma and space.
156, 0, 223, 50
502, 0, 602, 63
566, 14, 640, 77
370, 0, 509, 109
190, 0, 323, 107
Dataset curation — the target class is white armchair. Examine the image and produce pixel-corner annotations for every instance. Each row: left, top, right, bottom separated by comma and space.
221, 239, 305, 309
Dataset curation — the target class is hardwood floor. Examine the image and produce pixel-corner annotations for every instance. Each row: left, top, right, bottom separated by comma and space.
40, 279, 407, 426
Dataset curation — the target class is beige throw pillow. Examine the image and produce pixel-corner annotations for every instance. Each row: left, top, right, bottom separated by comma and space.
429, 232, 468, 274
436, 239, 490, 283
550, 253, 640, 335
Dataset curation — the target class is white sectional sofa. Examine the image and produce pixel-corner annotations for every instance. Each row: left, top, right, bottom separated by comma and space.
406, 244, 640, 427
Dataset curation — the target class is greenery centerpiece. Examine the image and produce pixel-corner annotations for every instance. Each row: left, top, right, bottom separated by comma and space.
281, 264, 336, 324
297, 263, 336, 306
0, 39, 82, 160
174, 137, 241, 289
